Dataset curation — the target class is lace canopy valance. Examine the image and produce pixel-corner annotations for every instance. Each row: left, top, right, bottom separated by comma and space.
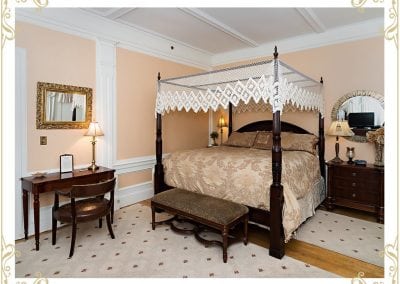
156, 59, 324, 117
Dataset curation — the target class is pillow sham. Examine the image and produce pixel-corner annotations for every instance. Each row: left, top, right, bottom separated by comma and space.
225, 131, 258, 148
281, 132, 319, 155
252, 131, 273, 150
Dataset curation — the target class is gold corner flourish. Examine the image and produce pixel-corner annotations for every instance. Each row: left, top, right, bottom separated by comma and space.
384, 0, 398, 48
32, 0, 48, 8
351, 272, 367, 284
351, 0, 369, 7
1, 0, 15, 48
1, 236, 17, 283
32, 272, 48, 284
15, 0, 48, 7
383, 236, 398, 283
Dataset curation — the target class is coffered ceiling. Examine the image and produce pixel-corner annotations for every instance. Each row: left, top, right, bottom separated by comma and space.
17, 7, 384, 68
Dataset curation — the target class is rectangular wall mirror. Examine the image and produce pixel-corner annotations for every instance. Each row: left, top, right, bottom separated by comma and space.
36, 82, 93, 129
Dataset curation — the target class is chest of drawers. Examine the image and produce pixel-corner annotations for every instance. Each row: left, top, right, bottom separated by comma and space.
326, 162, 384, 223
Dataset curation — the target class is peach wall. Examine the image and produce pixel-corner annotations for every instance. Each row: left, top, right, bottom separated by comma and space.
16, 22, 96, 171
116, 47, 209, 160
215, 37, 384, 163
118, 170, 152, 189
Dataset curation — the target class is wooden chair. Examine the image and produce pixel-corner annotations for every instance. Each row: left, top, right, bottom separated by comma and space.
52, 177, 116, 258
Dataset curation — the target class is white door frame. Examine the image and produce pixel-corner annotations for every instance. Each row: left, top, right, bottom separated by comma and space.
15, 47, 28, 240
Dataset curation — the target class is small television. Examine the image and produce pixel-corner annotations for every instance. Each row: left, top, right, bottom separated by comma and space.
348, 112, 374, 128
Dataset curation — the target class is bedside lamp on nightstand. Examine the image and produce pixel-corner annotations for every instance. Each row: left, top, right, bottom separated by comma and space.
217, 115, 228, 145
327, 120, 354, 164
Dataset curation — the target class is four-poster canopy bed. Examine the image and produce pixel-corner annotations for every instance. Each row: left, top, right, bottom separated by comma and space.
154, 47, 325, 259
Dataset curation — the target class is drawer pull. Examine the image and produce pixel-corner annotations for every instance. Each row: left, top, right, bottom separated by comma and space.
352, 182, 356, 187
352, 193, 356, 198
352, 172, 357, 177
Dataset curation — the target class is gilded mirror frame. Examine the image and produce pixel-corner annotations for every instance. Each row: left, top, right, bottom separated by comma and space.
331, 90, 384, 143
36, 82, 93, 129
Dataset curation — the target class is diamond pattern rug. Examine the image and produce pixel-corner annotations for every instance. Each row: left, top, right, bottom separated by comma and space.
15, 203, 337, 278
295, 210, 384, 267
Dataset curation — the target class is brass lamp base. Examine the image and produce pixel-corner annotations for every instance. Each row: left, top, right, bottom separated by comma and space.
88, 163, 99, 171
88, 137, 99, 171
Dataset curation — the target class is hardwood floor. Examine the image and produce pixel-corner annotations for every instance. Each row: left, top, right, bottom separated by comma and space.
245, 222, 383, 278
141, 199, 384, 278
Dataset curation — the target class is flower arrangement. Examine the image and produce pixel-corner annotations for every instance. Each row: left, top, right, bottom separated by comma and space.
210, 131, 219, 146
366, 127, 384, 145
366, 127, 384, 167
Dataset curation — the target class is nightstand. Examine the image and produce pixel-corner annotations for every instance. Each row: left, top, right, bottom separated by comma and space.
326, 161, 384, 223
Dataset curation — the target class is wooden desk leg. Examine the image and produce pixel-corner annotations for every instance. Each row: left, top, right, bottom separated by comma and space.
33, 193, 40, 250
23, 190, 29, 240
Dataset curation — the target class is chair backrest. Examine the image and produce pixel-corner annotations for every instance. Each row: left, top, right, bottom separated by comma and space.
71, 177, 116, 198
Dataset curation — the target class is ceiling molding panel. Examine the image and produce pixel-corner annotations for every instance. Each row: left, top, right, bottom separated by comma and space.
211, 18, 383, 66
16, 8, 212, 70
107, 8, 138, 20
296, 8, 326, 33
180, 8, 259, 47
16, 8, 383, 70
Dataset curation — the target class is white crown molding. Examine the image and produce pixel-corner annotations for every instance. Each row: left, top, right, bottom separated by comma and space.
180, 8, 258, 47
212, 18, 383, 66
16, 8, 211, 70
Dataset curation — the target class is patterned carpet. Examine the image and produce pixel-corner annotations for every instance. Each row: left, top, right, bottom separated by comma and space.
295, 210, 384, 267
15, 203, 337, 278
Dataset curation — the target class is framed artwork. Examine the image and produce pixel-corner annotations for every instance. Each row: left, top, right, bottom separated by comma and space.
60, 154, 74, 173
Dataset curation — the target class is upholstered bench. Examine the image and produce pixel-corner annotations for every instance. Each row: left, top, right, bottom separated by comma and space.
151, 188, 249, 263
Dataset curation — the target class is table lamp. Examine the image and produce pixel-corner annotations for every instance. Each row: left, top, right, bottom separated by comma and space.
217, 115, 228, 145
85, 121, 104, 171
327, 120, 354, 163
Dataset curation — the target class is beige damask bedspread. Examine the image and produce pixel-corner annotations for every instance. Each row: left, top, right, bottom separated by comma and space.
163, 146, 321, 241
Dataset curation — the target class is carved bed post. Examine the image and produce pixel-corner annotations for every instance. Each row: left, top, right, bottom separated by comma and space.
269, 46, 285, 259
228, 103, 233, 136
154, 72, 165, 195
319, 77, 325, 179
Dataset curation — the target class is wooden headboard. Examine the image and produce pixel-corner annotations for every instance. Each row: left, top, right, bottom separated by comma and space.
236, 120, 311, 134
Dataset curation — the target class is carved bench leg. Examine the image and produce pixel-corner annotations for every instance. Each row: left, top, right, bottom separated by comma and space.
222, 226, 228, 263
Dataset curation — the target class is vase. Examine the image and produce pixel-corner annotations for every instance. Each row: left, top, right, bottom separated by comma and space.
374, 143, 384, 167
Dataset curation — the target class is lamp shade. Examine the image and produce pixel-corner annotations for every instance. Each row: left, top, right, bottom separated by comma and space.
327, 120, 354, 137
217, 116, 228, 128
85, 122, 104, 137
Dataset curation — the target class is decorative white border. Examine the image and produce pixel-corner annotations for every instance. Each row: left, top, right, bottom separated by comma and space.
2, 1, 398, 284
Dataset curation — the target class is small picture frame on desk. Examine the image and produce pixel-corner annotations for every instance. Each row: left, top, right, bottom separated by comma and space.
60, 154, 74, 173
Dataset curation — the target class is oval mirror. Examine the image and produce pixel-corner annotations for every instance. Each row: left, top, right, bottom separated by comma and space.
331, 90, 384, 143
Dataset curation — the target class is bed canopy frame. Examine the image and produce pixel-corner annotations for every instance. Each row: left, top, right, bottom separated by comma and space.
154, 47, 325, 259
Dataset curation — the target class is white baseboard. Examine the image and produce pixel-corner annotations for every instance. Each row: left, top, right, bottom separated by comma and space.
15, 181, 154, 240
117, 181, 154, 208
